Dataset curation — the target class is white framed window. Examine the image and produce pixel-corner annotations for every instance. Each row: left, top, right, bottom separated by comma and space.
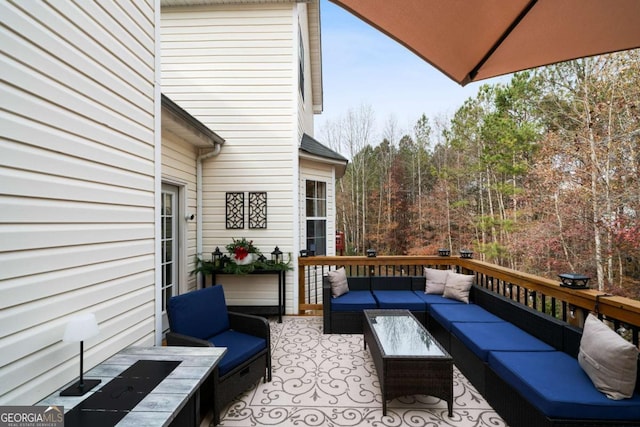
305, 180, 326, 255
298, 26, 305, 100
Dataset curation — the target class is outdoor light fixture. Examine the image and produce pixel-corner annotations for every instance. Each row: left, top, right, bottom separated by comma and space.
271, 246, 283, 264
438, 248, 451, 256
60, 313, 101, 396
212, 247, 223, 268
569, 305, 576, 319
222, 254, 231, 267
460, 249, 473, 259
559, 273, 590, 289
366, 248, 377, 257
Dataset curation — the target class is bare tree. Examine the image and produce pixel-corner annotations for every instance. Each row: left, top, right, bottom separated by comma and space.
324, 104, 376, 253
414, 114, 432, 233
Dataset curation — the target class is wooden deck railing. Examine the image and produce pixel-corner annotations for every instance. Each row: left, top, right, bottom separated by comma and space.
298, 255, 640, 346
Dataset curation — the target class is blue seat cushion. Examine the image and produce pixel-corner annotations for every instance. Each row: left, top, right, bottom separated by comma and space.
452, 322, 554, 361
331, 290, 377, 312
168, 285, 230, 339
488, 351, 640, 420
430, 303, 503, 330
413, 291, 464, 307
372, 290, 426, 310
209, 330, 267, 376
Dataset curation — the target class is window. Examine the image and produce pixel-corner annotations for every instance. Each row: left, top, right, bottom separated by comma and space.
298, 27, 305, 100
306, 180, 326, 255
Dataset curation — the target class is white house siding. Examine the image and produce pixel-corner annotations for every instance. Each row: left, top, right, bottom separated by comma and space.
306, 0, 322, 114
299, 160, 337, 255
0, 0, 157, 404
297, 1, 316, 139
161, 132, 198, 294
299, 158, 336, 306
161, 2, 299, 313
292, 3, 322, 312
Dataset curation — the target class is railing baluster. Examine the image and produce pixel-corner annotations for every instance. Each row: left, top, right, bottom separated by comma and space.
308, 266, 312, 306
313, 266, 322, 304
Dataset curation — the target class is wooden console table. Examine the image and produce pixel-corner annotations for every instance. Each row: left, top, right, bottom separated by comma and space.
39, 346, 225, 426
208, 268, 286, 323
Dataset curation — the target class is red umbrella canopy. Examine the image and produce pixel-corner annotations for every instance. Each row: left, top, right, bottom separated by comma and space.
329, 0, 640, 85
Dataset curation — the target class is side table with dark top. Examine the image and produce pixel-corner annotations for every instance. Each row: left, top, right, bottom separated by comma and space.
363, 309, 453, 416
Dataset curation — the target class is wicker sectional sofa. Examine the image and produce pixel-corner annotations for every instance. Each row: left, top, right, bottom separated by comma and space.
322, 274, 640, 427
323, 275, 435, 334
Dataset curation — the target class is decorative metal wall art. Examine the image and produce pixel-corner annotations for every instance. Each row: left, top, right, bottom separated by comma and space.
225, 192, 244, 229
249, 192, 267, 229
225, 191, 268, 229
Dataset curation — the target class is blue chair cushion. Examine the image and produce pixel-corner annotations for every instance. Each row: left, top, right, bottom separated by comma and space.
430, 303, 503, 330
168, 285, 230, 340
451, 322, 554, 361
372, 290, 426, 310
209, 330, 267, 376
488, 351, 640, 420
330, 290, 377, 312
413, 291, 464, 307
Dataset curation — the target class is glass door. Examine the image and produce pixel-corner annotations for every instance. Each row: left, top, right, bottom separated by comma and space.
161, 184, 179, 333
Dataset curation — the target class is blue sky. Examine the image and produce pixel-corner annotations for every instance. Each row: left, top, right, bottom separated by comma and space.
314, 0, 510, 138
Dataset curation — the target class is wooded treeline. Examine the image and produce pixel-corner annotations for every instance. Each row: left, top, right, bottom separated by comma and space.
321, 52, 640, 298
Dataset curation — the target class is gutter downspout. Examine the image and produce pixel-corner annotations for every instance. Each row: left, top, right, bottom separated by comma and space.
196, 143, 222, 287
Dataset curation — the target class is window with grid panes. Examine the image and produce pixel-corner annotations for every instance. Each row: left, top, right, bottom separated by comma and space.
306, 180, 326, 255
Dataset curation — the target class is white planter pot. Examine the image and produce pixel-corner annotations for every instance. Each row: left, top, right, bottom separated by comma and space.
233, 253, 256, 265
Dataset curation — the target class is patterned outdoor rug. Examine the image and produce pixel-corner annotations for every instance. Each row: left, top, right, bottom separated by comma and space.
218, 316, 507, 427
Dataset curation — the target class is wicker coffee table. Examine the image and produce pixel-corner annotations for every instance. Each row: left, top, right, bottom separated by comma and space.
363, 309, 453, 416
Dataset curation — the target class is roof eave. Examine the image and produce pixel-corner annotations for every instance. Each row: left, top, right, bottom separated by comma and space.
308, 0, 323, 112
161, 94, 225, 147
299, 151, 348, 178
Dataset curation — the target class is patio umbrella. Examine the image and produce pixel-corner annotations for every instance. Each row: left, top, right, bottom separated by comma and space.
329, 0, 640, 85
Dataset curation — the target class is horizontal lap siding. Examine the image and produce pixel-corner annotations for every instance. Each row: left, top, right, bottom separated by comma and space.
162, 4, 296, 311
161, 132, 198, 293
299, 159, 337, 256
297, 2, 315, 138
0, 1, 157, 404
299, 160, 336, 307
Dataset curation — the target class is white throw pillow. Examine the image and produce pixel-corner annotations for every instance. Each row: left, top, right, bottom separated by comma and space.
442, 272, 474, 303
424, 267, 449, 294
327, 267, 349, 298
578, 313, 639, 400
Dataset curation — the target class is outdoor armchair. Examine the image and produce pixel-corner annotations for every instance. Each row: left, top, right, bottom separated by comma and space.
166, 284, 272, 425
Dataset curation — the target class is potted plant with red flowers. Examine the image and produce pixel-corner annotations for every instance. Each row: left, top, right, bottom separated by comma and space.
226, 238, 261, 266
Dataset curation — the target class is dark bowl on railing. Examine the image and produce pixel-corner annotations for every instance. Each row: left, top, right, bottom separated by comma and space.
438, 249, 451, 256
460, 249, 473, 259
